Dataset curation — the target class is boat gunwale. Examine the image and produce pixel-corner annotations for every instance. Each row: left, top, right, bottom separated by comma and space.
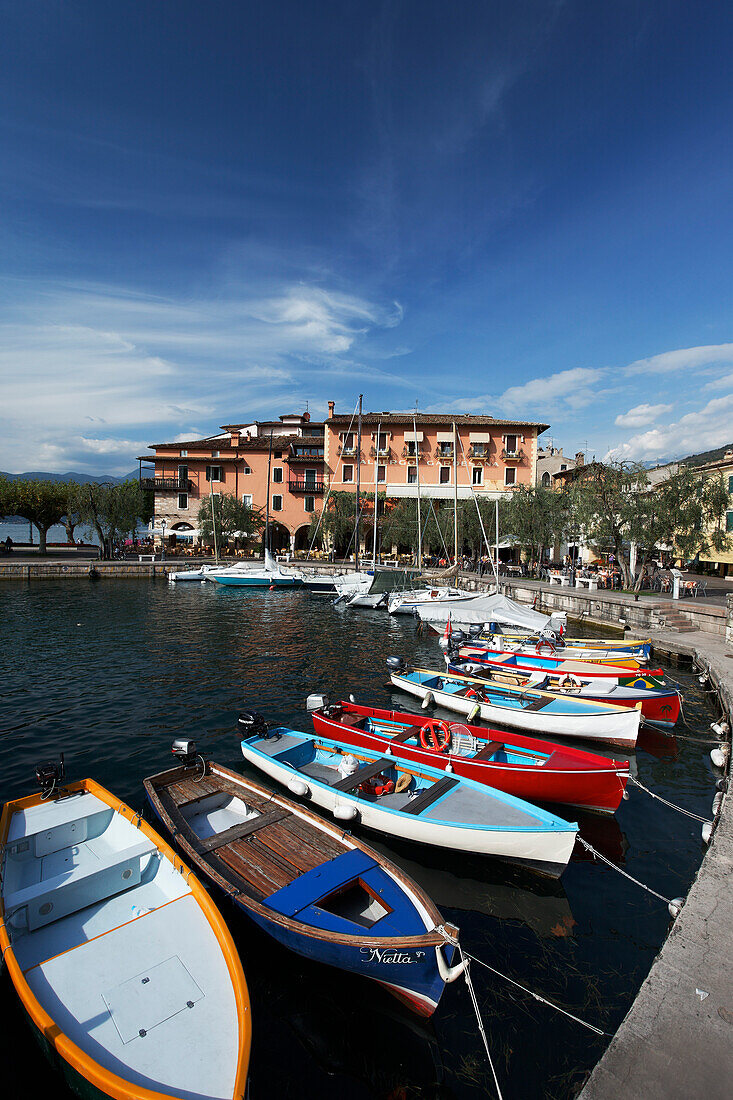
144, 761, 451, 950
0, 777, 251, 1100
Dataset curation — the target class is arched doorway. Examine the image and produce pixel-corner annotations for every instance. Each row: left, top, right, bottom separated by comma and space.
265, 522, 290, 553
294, 524, 316, 553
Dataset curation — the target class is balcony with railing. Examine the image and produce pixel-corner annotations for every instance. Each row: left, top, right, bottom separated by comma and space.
369, 445, 393, 461
468, 445, 491, 461
434, 445, 455, 460
401, 445, 423, 460
500, 448, 525, 463
140, 477, 195, 494
289, 478, 326, 494
337, 444, 362, 459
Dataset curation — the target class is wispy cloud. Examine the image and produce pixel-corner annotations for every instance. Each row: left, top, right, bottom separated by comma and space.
0, 278, 404, 473
498, 367, 608, 414
614, 402, 673, 429
623, 343, 733, 376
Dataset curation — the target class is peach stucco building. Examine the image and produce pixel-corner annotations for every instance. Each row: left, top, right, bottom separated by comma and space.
142, 404, 549, 551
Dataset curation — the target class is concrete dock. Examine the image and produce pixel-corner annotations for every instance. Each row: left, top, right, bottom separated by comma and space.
579, 626, 733, 1100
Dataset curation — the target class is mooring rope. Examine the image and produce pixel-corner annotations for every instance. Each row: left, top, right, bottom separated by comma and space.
458, 947, 505, 1100
577, 837, 675, 906
627, 775, 712, 824
462, 951, 609, 1036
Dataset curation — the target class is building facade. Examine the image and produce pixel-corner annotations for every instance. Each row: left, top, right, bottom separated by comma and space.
535, 446, 584, 486
141, 403, 549, 551
698, 449, 733, 576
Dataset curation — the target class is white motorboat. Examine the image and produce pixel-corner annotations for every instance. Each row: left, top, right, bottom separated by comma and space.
211, 550, 304, 588
388, 587, 473, 615
0, 766, 251, 1099
417, 592, 567, 635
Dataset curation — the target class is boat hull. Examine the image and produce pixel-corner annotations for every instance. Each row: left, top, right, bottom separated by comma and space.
240, 735, 578, 877
212, 574, 302, 587
312, 704, 629, 813
391, 670, 640, 748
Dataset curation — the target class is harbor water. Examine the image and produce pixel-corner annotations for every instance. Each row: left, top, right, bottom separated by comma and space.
0, 580, 721, 1099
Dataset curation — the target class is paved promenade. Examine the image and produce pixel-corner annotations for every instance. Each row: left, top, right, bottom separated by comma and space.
579, 626, 733, 1100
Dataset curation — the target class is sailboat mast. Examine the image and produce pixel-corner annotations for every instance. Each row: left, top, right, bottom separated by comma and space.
264, 429, 273, 554
413, 411, 422, 570
210, 487, 219, 564
452, 420, 458, 564
372, 418, 381, 565
355, 394, 362, 571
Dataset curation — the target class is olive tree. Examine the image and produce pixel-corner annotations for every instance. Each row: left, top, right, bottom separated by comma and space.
197, 495, 264, 548
0, 477, 68, 554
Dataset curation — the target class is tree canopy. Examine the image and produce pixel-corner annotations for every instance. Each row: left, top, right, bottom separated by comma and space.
0, 476, 69, 553
197, 494, 264, 549
69, 480, 149, 557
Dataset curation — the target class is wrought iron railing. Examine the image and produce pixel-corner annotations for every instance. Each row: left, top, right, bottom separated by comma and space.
140, 477, 195, 493
288, 479, 326, 493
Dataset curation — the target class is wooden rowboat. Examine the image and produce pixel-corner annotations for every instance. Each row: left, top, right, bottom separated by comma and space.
0, 774, 251, 1100
144, 756, 464, 1018
310, 699, 630, 813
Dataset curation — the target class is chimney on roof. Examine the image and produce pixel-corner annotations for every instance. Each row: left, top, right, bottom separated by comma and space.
328, 401, 335, 418
575, 452, 585, 466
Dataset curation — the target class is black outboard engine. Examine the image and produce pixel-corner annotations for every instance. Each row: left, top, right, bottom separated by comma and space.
237, 711, 270, 739
468, 622, 483, 638
171, 738, 200, 769
386, 655, 406, 673
35, 754, 65, 799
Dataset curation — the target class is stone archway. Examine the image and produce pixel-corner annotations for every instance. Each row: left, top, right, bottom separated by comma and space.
266, 522, 291, 553
294, 524, 315, 553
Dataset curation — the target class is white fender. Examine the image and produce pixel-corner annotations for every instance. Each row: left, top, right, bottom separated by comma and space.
435, 944, 466, 984
287, 778, 310, 797
467, 703, 481, 723
421, 691, 435, 710
710, 745, 729, 769
333, 802, 358, 821
702, 821, 713, 844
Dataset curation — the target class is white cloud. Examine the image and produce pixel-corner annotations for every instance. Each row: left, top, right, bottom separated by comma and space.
614, 403, 673, 429
623, 343, 733, 376
0, 279, 402, 473
498, 367, 608, 413
606, 394, 733, 462
704, 370, 733, 391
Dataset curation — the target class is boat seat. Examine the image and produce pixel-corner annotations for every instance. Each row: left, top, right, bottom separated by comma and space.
338, 713, 366, 728
332, 759, 393, 792
5, 838, 156, 932
472, 741, 503, 761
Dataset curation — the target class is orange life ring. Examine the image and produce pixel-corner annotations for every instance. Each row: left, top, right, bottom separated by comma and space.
419, 719, 451, 753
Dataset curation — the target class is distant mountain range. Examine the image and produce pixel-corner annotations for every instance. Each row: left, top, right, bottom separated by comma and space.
677, 442, 733, 467
0, 470, 140, 485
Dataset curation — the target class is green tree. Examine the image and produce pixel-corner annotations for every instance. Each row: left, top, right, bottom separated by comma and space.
0, 477, 68, 554
70, 480, 149, 558
309, 491, 366, 558
504, 484, 570, 563
566, 462, 731, 590
197, 495, 264, 549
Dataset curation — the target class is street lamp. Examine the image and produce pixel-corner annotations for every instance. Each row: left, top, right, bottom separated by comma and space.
161, 518, 167, 560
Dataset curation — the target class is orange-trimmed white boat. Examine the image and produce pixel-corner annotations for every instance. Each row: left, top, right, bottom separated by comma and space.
0, 775, 251, 1100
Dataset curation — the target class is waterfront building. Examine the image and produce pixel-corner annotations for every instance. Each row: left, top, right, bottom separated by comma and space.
535, 445, 584, 486
141, 403, 549, 552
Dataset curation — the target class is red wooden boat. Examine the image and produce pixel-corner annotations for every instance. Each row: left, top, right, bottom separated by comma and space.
310, 700, 630, 814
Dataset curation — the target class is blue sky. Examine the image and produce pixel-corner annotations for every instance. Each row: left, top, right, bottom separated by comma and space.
2, 0, 733, 474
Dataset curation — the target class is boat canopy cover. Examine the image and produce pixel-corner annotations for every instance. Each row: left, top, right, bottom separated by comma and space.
366, 568, 422, 594
417, 592, 557, 631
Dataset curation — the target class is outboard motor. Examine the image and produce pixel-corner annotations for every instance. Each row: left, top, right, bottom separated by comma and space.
237, 711, 270, 739
172, 738, 200, 769
386, 655, 406, 673
468, 623, 483, 638
306, 693, 329, 712
35, 754, 65, 799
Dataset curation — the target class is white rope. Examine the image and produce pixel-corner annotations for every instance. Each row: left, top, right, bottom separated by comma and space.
463, 951, 608, 1036
577, 837, 675, 905
627, 775, 712, 824
459, 946, 504, 1100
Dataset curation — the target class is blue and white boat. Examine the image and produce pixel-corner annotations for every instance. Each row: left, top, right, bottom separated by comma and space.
144, 754, 465, 1018
238, 720, 579, 877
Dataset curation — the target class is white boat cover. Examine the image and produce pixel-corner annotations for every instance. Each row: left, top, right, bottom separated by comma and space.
416, 592, 562, 632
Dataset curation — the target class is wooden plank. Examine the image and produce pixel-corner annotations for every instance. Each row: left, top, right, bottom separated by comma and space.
472, 741, 503, 761
196, 808, 291, 853
256, 826, 326, 874
218, 845, 291, 895
282, 816, 345, 860
524, 695, 553, 712
332, 758, 393, 792
402, 776, 459, 815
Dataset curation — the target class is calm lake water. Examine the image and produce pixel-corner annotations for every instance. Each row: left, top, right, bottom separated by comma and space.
0, 580, 720, 1099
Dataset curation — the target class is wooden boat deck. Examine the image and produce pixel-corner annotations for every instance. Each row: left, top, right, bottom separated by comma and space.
155, 773, 346, 905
